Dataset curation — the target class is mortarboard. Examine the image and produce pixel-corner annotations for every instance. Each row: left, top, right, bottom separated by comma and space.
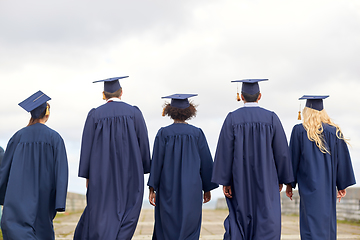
162, 94, 198, 109
299, 95, 329, 111
231, 79, 268, 101
231, 79, 268, 95
93, 76, 129, 93
18, 90, 51, 119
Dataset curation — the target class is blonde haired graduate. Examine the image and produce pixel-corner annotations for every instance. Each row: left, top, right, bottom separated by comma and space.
286, 95, 356, 240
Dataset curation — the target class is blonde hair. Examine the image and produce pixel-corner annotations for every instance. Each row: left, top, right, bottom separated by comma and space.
302, 107, 349, 154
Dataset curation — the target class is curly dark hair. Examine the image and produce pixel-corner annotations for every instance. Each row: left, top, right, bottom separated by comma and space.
163, 102, 197, 121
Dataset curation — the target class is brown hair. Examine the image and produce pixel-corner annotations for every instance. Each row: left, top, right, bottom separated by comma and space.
27, 103, 50, 126
163, 102, 197, 121
103, 88, 122, 99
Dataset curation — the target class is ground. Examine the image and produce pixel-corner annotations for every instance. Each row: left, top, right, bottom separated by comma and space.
1, 209, 360, 239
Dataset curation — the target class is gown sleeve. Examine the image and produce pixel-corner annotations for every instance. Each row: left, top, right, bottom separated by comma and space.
335, 137, 356, 190
198, 129, 219, 192
212, 113, 234, 186
0, 135, 18, 205
271, 113, 294, 185
133, 106, 151, 174
289, 125, 302, 188
78, 109, 96, 179
54, 136, 69, 212
0, 147, 4, 166
147, 129, 165, 191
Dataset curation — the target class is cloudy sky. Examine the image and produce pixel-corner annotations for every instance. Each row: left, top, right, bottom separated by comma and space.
1, 0, 360, 201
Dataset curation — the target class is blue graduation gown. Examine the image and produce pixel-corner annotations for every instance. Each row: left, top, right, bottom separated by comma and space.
74, 101, 151, 240
0, 123, 69, 240
212, 106, 294, 240
289, 123, 356, 240
0, 146, 4, 165
148, 123, 218, 240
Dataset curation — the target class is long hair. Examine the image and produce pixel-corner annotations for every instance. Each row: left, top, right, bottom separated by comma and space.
302, 107, 349, 154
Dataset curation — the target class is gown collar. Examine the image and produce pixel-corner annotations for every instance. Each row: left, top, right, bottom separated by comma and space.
244, 102, 259, 107
107, 98, 122, 103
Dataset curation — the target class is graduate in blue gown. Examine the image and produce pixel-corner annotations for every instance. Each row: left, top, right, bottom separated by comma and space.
148, 94, 219, 240
74, 77, 151, 240
0, 91, 69, 240
212, 79, 294, 240
286, 95, 356, 240
0, 147, 4, 165
0, 147, 3, 222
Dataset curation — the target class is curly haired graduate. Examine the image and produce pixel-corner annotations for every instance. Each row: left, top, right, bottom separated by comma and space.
148, 94, 218, 240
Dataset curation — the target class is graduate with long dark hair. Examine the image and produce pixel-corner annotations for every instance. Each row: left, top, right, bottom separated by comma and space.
286, 95, 356, 240
148, 94, 218, 240
0, 91, 68, 240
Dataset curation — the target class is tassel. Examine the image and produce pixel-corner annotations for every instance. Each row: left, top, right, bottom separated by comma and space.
297, 104, 301, 120
102, 92, 106, 100
45, 105, 50, 116
236, 83, 241, 101
162, 107, 165, 116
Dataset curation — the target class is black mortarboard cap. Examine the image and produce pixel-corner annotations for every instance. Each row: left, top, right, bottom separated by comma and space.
18, 90, 51, 119
93, 76, 129, 93
231, 79, 268, 95
162, 94, 198, 109
299, 95, 329, 111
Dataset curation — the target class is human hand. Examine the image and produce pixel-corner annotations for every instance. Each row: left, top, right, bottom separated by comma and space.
286, 184, 293, 201
203, 191, 211, 203
279, 184, 283, 192
223, 186, 232, 199
337, 189, 346, 202
149, 187, 156, 206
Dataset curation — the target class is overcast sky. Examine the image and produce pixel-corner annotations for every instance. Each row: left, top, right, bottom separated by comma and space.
1, 0, 360, 201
